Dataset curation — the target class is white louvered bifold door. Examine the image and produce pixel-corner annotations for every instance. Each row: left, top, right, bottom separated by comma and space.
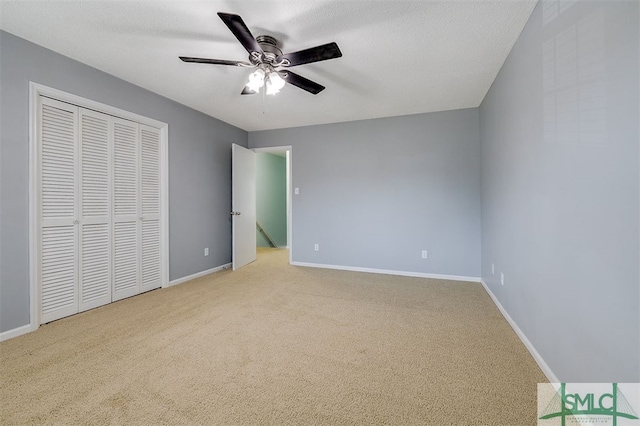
140, 125, 161, 293
39, 97, 79, 323
112, 118, 141, 301
37, 92, 166, 324
78, 109, 112, 311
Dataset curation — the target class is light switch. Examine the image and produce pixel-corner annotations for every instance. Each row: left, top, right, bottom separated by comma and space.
295, 187, 299, 195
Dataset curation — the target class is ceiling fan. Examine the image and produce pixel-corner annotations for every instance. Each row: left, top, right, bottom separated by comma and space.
179, 12, 342, 96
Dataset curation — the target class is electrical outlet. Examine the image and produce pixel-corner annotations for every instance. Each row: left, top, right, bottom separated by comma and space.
491, 263, 495, 275
500, 272, 505, 286
421, 250, 428, 259
314, 243, 319, 251
204, 247, 209, 256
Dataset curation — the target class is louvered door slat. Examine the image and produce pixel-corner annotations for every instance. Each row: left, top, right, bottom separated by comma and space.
113, 221, 139, 300
80, 223, 110, 309
81, 113, 109, 217
41, 102, 76, 221
141, 127, 160, 216
141, 220, 160, 291
41, 225, 77, 321
114, 121, 138, 217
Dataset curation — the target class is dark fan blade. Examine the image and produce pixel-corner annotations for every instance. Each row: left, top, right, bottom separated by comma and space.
279, 42, 342, 67
217, 12, 263, 55
241, 86, 257, 95
280, 71, 325, 95
179, 56, 251, 66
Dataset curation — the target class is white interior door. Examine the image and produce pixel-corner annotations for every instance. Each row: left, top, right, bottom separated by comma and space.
39, 98, 79, 323
231, 143, 256, 270
112, 118, 140, 301
139, 125, 161, 292
78, 108, 112, 311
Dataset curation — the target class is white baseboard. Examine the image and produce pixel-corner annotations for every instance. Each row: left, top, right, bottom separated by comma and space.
480, 279, 559, 383
167, 263, 231, 287
291, 261, 482, 283
0, 323, 37, 342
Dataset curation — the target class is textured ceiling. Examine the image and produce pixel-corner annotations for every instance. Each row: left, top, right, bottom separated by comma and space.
0, 0, 537, 131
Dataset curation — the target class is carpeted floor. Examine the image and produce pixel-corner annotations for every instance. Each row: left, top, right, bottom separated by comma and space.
1, 248, 546, 425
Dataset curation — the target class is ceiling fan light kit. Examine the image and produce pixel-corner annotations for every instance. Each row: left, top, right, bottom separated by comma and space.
246, 64, 285, 95
265, 70, 285, 95
179, 12, 342, 96
246, 68, 265, 92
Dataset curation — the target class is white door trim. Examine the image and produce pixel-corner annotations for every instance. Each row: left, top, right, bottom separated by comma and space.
29, 82, 169, 332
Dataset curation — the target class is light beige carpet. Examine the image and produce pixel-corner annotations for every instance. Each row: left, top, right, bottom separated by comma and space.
1, 248, 546, 425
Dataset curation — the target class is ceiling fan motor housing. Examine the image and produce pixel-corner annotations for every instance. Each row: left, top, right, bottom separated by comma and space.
254, 35, 282, 64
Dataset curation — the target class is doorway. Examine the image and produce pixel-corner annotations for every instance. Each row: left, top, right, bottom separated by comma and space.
252, 146, 292, 263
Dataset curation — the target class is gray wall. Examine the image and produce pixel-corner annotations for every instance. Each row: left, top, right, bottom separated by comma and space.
256, 153, 287, 248
479, 0, 639, 381
0, 31, 247, 333
249, 109, 481, 278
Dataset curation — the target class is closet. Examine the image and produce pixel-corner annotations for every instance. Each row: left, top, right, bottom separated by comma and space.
37, 94, 165, 323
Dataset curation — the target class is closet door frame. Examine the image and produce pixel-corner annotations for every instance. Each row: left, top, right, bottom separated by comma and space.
29, 82, 169, 330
